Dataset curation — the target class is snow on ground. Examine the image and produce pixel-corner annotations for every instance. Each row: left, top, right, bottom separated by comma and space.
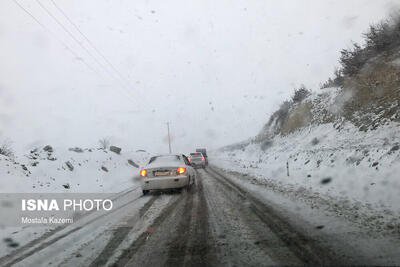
0, 145, 151, 257
0, 146, 150, 193
212, 121, 400, 231
209, 167, 400, 264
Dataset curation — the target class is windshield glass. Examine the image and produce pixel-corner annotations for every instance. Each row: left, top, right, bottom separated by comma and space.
1, 1, 400, 266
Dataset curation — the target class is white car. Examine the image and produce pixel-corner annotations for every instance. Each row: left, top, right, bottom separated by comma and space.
140, 154, 196, 195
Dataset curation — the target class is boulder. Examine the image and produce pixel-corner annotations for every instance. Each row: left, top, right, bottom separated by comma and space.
65, 161, 74, 171
128, 159, 139, 168
69, 147, 84, 153
390, 144, 399, 153
110, 146, 122, 154
43, 145, 53, 153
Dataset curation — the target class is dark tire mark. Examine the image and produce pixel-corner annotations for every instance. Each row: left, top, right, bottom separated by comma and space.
200, 170, 282, 266
3, 226, 82, 267
0, 186, 141, 266
139, 195, 158, 218
206, 167, 340, 266
2, 193, 144, 267
112, 194, 184, 267
184, 174, 217, 266
165, 190, 194, 266
113, 176, 217, 267
89, 196, 158, 267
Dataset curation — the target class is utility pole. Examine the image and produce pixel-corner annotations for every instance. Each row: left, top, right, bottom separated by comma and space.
166, 122, 172, 154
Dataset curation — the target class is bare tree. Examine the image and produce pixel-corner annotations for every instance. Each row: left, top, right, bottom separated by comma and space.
98, 138, 110, 149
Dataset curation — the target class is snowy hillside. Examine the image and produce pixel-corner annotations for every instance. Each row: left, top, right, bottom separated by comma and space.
213, 74, 400, 234
0, 145, 150, 193
212, 22, 400, 234
213, 119, 400, 212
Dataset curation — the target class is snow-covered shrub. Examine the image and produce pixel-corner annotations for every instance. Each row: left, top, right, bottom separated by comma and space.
291, 85, 311, 104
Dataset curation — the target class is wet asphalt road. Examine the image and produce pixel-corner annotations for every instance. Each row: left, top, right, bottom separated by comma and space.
2, 166, 383, 266
112, 167, 339, 267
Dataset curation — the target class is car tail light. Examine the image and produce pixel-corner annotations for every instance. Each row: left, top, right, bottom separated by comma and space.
188, 157, 191, 162
201, 156, 205, 161
177, 167, 186, 175
140, 169, 147, 177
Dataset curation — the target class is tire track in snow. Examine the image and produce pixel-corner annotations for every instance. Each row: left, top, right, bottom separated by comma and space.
112, 193, 184, 266
0, 186, 143, 267
205, 167, 340, 266
88, 196, 158, 267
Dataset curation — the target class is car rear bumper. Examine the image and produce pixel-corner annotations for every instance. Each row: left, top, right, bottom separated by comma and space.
191, 162, 206, 168
141, 175, 189, 190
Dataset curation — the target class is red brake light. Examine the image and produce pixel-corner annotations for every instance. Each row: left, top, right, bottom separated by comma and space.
177, 167, 186, 175
201, 156, 205, 161
140, 169, 147, 177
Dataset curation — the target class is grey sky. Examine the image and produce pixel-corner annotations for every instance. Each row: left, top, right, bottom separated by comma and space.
0, 0, 398, 153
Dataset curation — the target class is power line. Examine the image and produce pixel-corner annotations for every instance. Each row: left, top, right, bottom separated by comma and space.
35, 0, 110, 76
12, 0, 100, 76
49, 0, 135, 90
35, 0, 138, 102
12, 0, 139, 105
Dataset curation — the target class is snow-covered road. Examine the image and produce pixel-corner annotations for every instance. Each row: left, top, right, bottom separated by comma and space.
1, 166, 399, 266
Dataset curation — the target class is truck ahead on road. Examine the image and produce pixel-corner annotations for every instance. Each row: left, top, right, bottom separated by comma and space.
195, 148, 208, 166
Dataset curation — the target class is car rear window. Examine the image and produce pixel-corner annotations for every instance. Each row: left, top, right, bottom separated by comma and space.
148, 155, 180, 164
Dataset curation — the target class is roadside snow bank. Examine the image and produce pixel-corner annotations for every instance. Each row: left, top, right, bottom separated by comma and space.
0, 146, 150, 258
213, 122, 400, 218
0, 146, 150, 193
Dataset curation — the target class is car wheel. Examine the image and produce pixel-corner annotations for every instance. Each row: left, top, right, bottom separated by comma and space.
142, 190, 149, 195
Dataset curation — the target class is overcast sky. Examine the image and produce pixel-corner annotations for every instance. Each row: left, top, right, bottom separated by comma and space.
0, 0, 398, 153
